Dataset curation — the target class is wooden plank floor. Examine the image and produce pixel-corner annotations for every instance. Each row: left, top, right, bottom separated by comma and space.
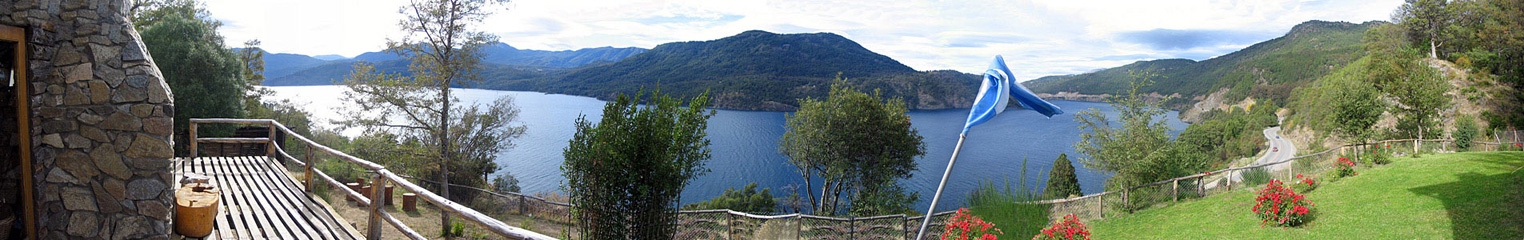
178, 156, 362, 240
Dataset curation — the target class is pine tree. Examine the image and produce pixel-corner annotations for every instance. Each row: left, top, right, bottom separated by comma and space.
1044, 153, 1082, 199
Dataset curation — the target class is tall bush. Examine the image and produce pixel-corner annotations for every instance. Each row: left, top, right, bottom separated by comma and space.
1045, 154, 1083, 199
562, 90, 715, 239
1455, 116, 1479, 151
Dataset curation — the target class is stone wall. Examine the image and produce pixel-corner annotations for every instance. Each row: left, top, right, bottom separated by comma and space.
0, 0, 177, 239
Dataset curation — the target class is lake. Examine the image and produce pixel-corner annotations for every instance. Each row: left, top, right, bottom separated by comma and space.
266, 86, 1188, 213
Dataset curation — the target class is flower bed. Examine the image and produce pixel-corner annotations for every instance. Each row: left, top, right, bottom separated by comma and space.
1251, 179, 1315, 227
942, 208, 1001, 240
1334, 157, 1357, 178
1292, 174, 1318, 193
1033, 213, 1090, 240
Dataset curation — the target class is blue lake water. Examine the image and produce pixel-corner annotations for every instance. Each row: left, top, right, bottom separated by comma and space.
267, 86, 1187, 213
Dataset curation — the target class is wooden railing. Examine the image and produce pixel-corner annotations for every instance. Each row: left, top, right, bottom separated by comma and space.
189, 118, 556, 240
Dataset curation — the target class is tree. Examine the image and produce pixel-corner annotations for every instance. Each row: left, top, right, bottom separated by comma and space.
1073, 72, 1175, 189
135, 0, 246, 155
1454, 115, 1479, 150
1366, 22, 1452, 140
1331, 77, 1386, 147
337, 0, 515, 233
780, 79, 925, 216
1396, 0, 1452, 58
492, 173, 520, 194
1044, 153, 1082, 199
236, 40, 276, 117
562, 90, 713, 239
682, 182, 776, 213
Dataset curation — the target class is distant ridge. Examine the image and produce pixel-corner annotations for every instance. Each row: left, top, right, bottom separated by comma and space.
1025, 20, 1381, 108
261, 43, 647, 86
490, 30, 980, 111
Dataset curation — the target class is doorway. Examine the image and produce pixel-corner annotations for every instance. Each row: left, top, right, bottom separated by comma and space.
0, 24, 29, 239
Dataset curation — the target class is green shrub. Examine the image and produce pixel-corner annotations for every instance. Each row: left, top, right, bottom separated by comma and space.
682, 182, 776, 213
1242, 168, 1273, 187
1454, 116, 1479, 151
1365, 146, 1393, 165
968, 179, 1049, 238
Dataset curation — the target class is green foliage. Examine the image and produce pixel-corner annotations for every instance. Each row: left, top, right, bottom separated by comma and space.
1044, 153, 1082, 199
1176, 103, 1279, 165
1074, 72, 1212, 190
1241, 168, 1273, 187
562, 90, 715, 239
1365, 23, 1453, 140
135, 0, 247, 155
1365, 146, 1393, 165
492, 173, 520, 194
1455, 115, 1480, 151
1027, 21, 1376, 107
682, 183, 776, 213
967, 179, 1048, 239
1331, 67, 1386, 144
1395, 0, 1451, 57
780, 79, 926, 216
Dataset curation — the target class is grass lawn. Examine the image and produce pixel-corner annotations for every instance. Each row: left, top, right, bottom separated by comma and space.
1087, 151, 1524, 239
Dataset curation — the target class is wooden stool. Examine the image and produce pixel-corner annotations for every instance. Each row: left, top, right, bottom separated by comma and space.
345, 183, 361, 201
360, 185, 373, 206
175, 184, 220, 238
402, 193, 418, 211
384, 185, 395, 206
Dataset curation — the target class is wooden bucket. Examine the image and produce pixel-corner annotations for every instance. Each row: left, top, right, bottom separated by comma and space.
175, 184, 220, 238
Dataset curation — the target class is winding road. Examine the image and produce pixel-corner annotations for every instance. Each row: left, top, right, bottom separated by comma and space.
1208, 126, 1297, 189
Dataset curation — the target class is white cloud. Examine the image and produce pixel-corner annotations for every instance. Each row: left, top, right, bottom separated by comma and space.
202, 0, 1403, 81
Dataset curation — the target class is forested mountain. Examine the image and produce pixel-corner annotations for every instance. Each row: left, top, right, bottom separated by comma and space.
1025, 20, 1380, 108
261, 43, 646, 86
490, 30, 981, 111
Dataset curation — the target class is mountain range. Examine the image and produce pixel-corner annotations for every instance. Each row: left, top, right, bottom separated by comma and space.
260, 20, 1373, 112
260, 43, 647, 86
1025, 20, 1379, 110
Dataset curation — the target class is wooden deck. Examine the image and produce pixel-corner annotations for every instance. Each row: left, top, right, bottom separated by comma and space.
177, 156, 362, 240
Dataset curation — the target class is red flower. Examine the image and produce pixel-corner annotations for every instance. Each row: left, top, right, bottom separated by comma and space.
1293, 205, 1309, 215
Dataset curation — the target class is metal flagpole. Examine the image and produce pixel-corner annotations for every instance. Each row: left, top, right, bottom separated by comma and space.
916, 133, 968, 239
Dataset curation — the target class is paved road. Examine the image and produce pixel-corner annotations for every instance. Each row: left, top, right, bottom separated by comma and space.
1208, 126, 1297, 188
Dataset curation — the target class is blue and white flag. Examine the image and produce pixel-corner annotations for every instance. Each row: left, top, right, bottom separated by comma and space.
961, 55, 1062, 134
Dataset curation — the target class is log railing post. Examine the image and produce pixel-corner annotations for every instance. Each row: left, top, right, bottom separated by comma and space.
189, 121, 199, 158
798, 215, 804, 240
1097, 195, 1104, 219
1121, 189, 1130, 213
267, 121, 277, 159
518, 194, 526, 215
305, 144, 314, 192
1171, 179, 1179, 202
368, 171, 387, 240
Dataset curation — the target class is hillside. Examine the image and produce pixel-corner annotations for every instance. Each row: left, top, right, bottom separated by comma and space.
1025, 20, 1379, 109
1087, 151, 1524, 239
261, 43, 646, 86
493, 30, 981, 111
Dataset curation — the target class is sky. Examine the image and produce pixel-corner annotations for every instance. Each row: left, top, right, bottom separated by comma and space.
202, 0, 1404, 81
